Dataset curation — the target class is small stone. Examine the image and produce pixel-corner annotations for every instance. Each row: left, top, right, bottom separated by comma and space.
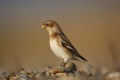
48, 67, 65, 74
65, 62, 77, 73
55, 73, 67, 78
17, 68, 27, 75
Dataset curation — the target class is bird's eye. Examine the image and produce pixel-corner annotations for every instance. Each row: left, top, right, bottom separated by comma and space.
46, 23, 49, 26
45, 22, 54, 28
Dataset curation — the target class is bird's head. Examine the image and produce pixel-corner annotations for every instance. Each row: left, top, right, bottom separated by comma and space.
42, 20, 62, 35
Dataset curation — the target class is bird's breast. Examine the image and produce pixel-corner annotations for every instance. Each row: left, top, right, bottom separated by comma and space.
50, 39, 69, 62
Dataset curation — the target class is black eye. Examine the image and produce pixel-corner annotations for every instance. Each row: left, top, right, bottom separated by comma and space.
45, 22, 54, 28
46, 23, 49, 26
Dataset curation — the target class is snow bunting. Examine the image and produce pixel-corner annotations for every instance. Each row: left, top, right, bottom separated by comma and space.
42, 20, 87, 67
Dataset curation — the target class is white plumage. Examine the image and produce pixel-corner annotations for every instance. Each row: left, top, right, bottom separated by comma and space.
50, 39, 69, 63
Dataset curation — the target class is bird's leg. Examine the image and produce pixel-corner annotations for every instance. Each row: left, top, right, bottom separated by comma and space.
60, 61, 64, 67
62, 62, 66, 67
63, 61, 69, 67
60, 61, 68, 68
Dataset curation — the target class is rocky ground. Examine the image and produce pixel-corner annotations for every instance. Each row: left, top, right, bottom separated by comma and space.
0, 62, 120, 80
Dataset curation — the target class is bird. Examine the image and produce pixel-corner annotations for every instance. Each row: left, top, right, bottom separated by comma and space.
41, 20, 87, 67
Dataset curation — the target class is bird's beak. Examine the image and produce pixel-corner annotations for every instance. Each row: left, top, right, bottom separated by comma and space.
42, 25, 45, 29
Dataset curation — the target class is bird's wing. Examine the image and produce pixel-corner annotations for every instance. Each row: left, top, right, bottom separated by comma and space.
59, 32, 87, 62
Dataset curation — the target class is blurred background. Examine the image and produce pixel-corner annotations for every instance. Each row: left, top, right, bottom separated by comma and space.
0, 0, 120, 72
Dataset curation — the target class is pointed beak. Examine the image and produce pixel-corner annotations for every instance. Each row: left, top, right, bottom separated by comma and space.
42, 25, 45, 29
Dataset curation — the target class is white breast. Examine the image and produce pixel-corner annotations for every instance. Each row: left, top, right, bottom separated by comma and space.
50, 39, 69, 62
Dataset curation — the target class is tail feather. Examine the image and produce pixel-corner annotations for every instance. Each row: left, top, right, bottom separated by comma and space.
74, 56, 87, 63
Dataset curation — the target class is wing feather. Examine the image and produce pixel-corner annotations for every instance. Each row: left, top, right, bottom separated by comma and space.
59, 32, 87, 62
